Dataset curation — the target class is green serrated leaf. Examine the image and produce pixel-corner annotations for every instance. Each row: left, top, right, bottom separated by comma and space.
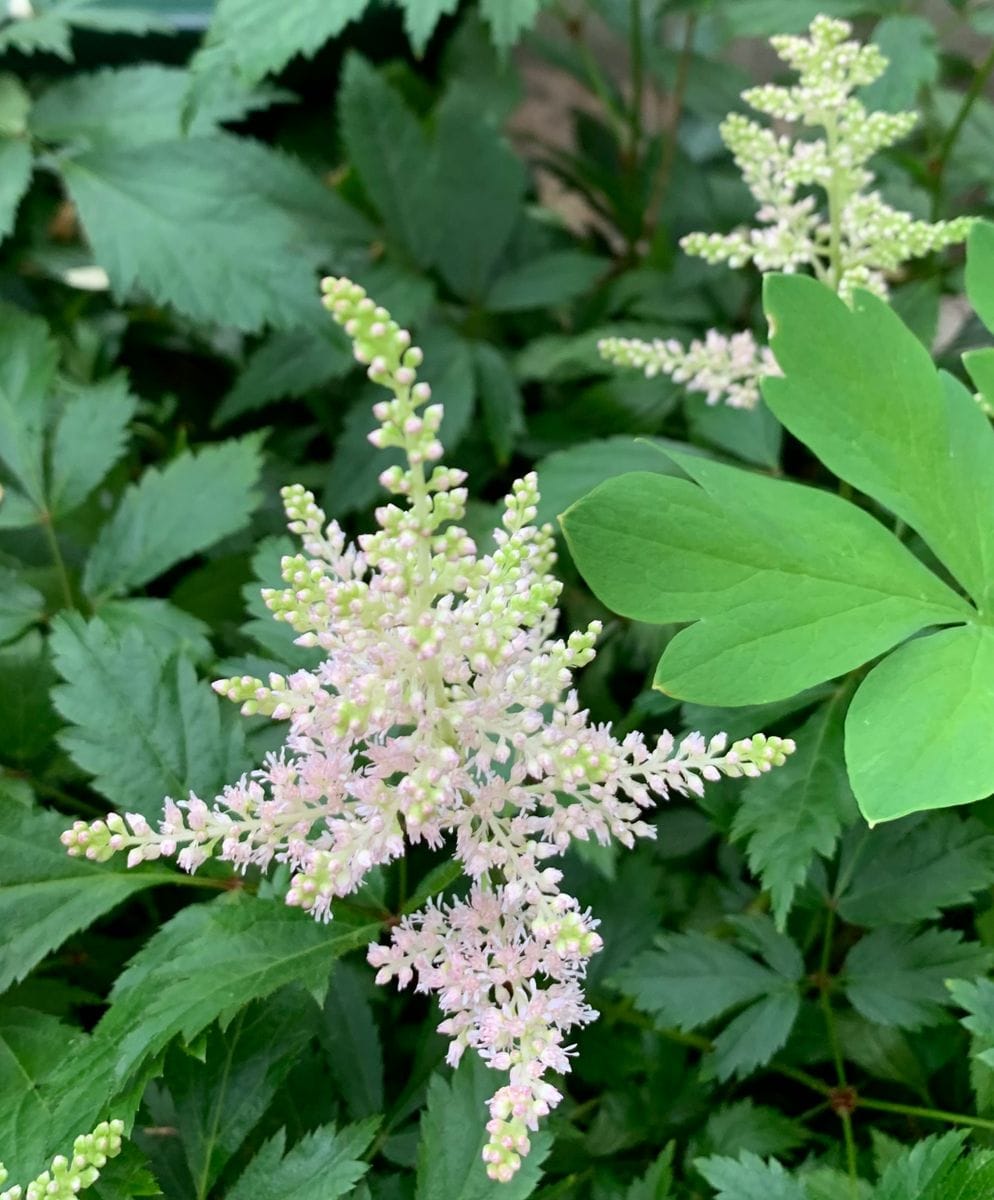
97, 598, 212, 663
479, 0, 544, 51
0, 138, 31, 245
0, 805, 173, 993
416, 1055, 550, 1200
700, 1101, 807, 1161
835, 814, 994, 925
401, 0, 459, 54
338, 54, 438, 267
0, 303, 58, 508
695, 1151, 806, 1200
214, 325, 351, 427
0, 632, 59, 763
0, 567, 44, 644
91, 895, 378, 1088
764, 273, 994, 614
48, 375, 136, 517
50, 613, 248, 816
843, 926, 992, 1029
846, 625, 994, 822
562, 453, 970, 705
622, 1145, 674, 1200
83, 436, 261, 598
732, 695, 856, 927
194, 0, 368, 87
710, 990, 799, 1081
170, 989, 319, 1194
61, 137, 322, 332
227, 1118, 376, 1200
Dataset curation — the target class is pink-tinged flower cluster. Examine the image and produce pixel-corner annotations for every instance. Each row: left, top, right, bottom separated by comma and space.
62, 278, 794, 1181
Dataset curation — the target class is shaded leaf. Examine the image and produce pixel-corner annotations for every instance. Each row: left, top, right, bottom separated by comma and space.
227, 1119, 376, 1200
48, 375, 136, 517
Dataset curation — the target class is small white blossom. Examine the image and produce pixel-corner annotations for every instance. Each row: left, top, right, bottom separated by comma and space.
63, 279, 794, 1180
0, 1120, 124, 1200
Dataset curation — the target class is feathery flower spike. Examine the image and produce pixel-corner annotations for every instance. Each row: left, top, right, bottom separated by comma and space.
602, 16, 973, 409
62, 280, 793, 1181
0, 1119, 125, 1200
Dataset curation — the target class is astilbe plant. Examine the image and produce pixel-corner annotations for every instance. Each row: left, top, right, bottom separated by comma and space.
0, 1121, 124, 1200
601, 15, 974, 409
61, 279, 793, 1181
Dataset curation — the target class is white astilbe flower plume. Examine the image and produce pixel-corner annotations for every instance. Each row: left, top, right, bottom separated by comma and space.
602, 15, 974, 410
62, 279, 794, 1181
0, 1120, 124, 1200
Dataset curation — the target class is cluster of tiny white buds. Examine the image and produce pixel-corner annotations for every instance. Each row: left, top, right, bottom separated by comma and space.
0, 1121, 124, 1200
606, 16, 973, 409
599, 330, 779, 410
64, 279, 795, 1182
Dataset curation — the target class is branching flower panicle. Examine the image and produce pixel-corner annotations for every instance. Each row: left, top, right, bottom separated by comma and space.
602, 15, 973, 409
0, 1121, 124, 1200
62, 279, 793, 1181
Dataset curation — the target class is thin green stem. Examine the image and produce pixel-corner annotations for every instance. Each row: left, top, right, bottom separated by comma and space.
818, 904, 858, 1195
841, 1113, 859, 1198
645, 13, 696, 244
857, 1097, 994, 1134
823, 115, 844, 293
40, 512, 74, 611
931, 42, 994, 220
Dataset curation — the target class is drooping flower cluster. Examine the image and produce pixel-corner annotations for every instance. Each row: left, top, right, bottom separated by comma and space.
602, 16, 973, 409
62, 279, 793, 1181
0, 1121, 124, 1200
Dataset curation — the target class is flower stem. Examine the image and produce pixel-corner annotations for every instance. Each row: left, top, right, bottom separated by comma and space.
856, 1097, 994, 1134
40, 510, 74, 611
931, 42, 994, 220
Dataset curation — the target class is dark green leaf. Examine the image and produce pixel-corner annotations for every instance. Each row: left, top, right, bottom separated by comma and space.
321, 963, 384, 1120
835, 815, 994, 925
487, 249, 604, 313
0, 304, 58, 508
694, 1151, 806, 1200
432, 94, 526, 301
732, 696, 856, 927
473, 342, 524, 465
0, 567, 44, 644
0, 138, 30, 244
862, 15, 938, 110
338, 54, 437, 267
843, 927, 992, 1029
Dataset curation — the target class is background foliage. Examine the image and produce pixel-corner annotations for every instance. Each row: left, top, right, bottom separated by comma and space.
4, 0, 994, 1197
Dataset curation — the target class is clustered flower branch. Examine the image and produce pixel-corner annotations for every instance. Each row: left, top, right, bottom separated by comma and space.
0, 1121, 124, 1200
601, 16, 974, 410
62, 280, 792, 1180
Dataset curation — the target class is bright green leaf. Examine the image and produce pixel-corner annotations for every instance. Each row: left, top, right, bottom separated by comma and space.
562, 452, 970, 705
733, 695, 857, 927
97, 597, 212, 663
50, 613, 248, 816
401, 0, 459, 54
47, 375, 136, 517
416, 1055, 550, 1200
0, 74, 30, 136
622, 1145, 674, 1200
966, 220, 994, 336
843, 926, 992, 1029
764, 273, 994, 613
83, 436, 261, 598
846, 624, 994, 823
479, 0, 543, 51
964, 347, 994, 411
